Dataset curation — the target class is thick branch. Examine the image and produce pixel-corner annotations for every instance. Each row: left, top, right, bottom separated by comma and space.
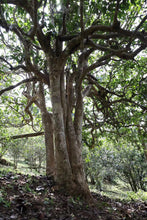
0, 0, 41, 15
63, 22, 146, 58
113, 0, 120, 29
111, 98, 147, 111
85, 54, 112, 73
0, 132, 44, 141
87, 74, 124, 98
0, 77, 37, 95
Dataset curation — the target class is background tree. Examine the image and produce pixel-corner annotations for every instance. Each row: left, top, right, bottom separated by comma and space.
0, 0, 146, 200
83, 140, 147, 192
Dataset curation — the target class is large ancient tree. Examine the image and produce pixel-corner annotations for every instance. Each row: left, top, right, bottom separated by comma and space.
0, 0, 146, 199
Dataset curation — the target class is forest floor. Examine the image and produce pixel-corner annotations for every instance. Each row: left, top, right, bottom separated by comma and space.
0, 171, 147, 220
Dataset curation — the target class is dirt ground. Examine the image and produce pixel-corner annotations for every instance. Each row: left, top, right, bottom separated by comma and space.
0, 172, 147, 220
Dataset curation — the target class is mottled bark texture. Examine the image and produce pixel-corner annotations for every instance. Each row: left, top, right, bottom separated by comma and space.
38, 83, 55, 176
48, 59, 92, 199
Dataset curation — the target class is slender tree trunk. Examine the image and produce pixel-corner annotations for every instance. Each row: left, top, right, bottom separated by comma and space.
38, 83, 55, 176
43, 112, 55, 176
138, 126, 147, 161
142, 136, 147, 161
22, 82, 55, 176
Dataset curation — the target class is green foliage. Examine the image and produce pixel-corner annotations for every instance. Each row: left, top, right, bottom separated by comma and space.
115, 144, 147, 192
127, 190, 147, 201
83, 57, 147, 140
83, 144, 117, 190
7, 139, 26, 169
0, 190, 11, 208
83, 141, 147, 192
3, 135, 46, 173
23, 136, 45, 171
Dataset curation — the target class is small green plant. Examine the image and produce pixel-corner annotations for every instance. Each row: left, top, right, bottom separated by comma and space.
0, 192, 4, 203
25, 183, 32, 192
68, 197, 77, 204
44, 197, 50, 205
48, 198, 55, 205
127, 190, 147, 202
3, 200, 11, 208
0, 191, 11, 208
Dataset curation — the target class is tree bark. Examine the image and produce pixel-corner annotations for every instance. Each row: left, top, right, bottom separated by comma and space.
66, 109, 91, 198
50, 61, 73, 190
42, 111, 55, 176
48, 58, 92, 200
38, 82, 55, 176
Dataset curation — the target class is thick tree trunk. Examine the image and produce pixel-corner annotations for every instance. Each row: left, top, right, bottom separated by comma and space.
50, 63, 73, 190
66, 78, 91, 198
49, 60, 92, 200
66, 112, 91, 198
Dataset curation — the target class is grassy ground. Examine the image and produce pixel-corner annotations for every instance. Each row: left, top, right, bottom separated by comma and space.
1, 155, 46, 176
0, 163, 45, 176
90, 181, 147, 202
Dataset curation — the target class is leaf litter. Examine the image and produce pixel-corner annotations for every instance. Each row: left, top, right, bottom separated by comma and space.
0, 172, 146, 220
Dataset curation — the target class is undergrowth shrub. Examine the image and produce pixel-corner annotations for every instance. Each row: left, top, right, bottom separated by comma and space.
83, 143, 147, 192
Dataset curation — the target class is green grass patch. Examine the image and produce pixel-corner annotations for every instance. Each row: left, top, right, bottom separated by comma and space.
90, 180, 147, 202
1, 155, 46, 176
